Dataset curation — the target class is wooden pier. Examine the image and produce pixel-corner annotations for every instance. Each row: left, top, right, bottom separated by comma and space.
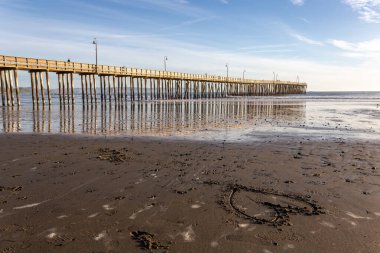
0, 55, 307, 107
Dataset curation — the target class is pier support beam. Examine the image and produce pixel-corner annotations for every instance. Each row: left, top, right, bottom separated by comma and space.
0, 69, 21, 107
80, 74, 97, 104
56, 72, 74, 106
28, 70, 52, 107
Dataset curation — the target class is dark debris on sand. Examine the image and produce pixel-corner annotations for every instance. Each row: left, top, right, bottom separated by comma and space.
0, 186, 22, 192
130, 231, 169, 251
97, 148, 129, 163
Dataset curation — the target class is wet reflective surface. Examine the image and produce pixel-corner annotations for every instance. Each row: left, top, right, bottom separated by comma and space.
0, 97, 305, 136
1, 92, 380, 141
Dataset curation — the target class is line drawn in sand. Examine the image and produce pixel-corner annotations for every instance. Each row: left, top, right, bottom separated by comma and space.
204, 181, 324, 226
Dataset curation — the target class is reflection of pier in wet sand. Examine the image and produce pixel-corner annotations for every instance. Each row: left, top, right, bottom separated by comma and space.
0, 99, 305, 136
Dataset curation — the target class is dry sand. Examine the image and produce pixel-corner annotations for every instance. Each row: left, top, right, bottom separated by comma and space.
0, 134, 380, 252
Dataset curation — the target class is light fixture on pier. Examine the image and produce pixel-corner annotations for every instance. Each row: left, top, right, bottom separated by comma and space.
243, 69, 246, 80
225, 64, 229, 79
164, 56, 168, 71
92, 38, 98, 73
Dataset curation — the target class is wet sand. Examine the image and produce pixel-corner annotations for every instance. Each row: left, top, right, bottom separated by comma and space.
1, 134, 380, 252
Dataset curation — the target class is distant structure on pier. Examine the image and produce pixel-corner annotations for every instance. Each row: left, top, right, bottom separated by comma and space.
0, 55, 307, 107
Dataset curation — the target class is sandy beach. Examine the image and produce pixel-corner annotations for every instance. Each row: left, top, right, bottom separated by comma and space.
1, 0, 380, 251
1, 133, 379, 252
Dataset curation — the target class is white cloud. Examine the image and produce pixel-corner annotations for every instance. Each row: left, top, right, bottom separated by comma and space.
329, 38, 380, 64
299, 17, 310, 23
220, 0, 229, 4
343, 0, 380, 23
160, 16, 216, 31
290, 33, 324, 46
329, 38, 380, 52
290, 0, 305, 6
107, 0, 206, 18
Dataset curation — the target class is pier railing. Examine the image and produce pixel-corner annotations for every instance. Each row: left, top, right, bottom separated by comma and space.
0, 55, 306, 85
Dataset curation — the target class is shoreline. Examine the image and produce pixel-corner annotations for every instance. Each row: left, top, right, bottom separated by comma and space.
1, 133, 379, 252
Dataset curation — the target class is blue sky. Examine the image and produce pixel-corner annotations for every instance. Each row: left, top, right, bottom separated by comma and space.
1, 0, 380, 91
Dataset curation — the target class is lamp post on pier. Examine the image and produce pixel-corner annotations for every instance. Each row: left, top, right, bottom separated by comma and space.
92, 38, 98, 73
225, 64, 229, 79
164, 56, 168, 71
243, 69, 246, 80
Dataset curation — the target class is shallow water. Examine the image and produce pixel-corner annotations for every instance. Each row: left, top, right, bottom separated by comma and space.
1, 92, 380, 141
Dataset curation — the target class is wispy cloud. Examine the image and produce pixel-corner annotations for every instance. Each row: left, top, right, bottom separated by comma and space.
343, 0, 380, 23
220, 0, 229, 4
160, 16, 217, 31
290, 33, 324, 46
329, 38, 380, 53
299, 17, 310, 23
290, 0, 305, 6
109, 0, 207, 18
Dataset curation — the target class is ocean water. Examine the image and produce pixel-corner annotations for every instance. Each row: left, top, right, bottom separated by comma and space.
1, 92, 380, 141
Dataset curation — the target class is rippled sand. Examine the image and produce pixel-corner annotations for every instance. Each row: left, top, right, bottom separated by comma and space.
0, 135, 379, 252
